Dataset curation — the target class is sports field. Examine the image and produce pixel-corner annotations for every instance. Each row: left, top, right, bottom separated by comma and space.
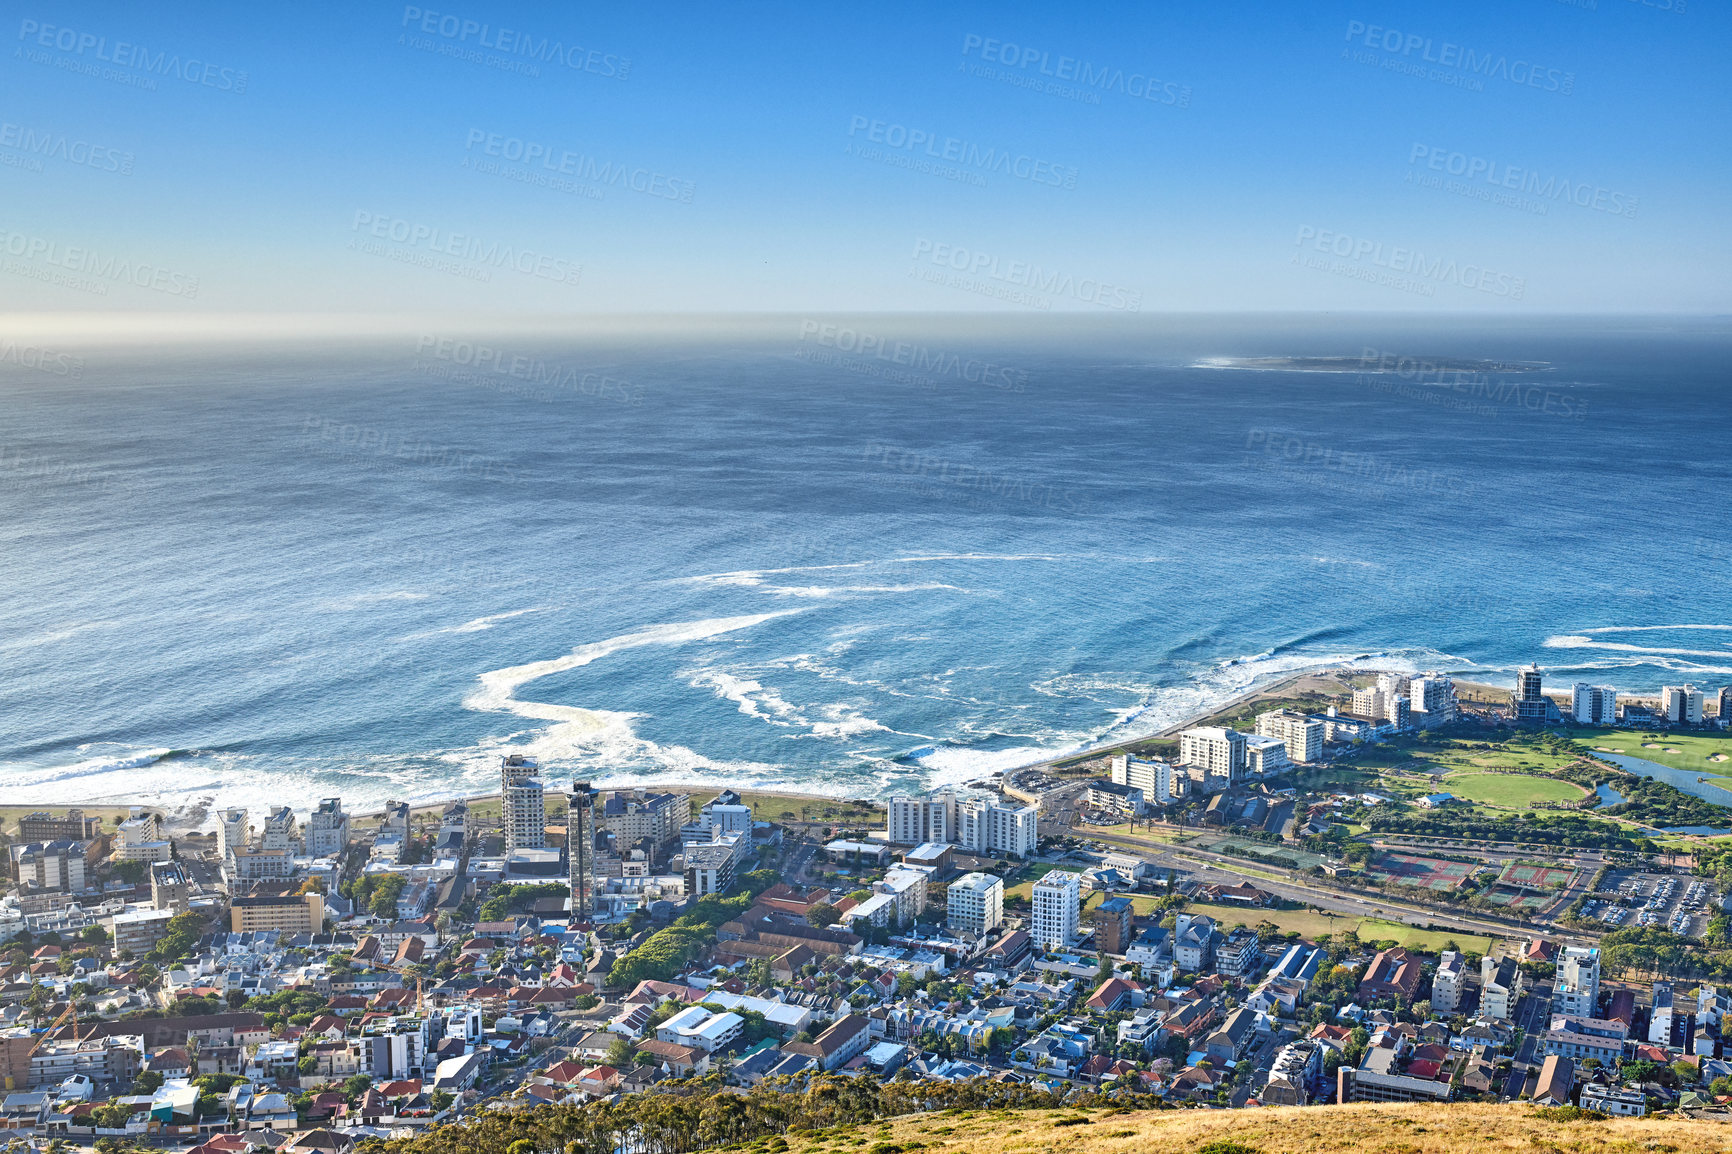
1442, 771, 1586, 809
1578, 729, 1732, 779
1497, 861, 1576, 890
1366, 852, 1478, 891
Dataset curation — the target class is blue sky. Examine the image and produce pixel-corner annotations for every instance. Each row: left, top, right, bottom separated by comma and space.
2, 0, 1727, 319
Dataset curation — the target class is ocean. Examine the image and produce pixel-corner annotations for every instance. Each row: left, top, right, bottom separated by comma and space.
2, 314, 1728, 817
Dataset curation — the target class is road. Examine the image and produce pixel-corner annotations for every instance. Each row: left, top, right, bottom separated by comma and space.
1080, 825, 1601, 946
1511, 982, 1554, 1071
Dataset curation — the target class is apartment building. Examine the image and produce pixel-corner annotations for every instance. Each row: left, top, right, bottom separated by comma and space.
1480, 956, 1524, 1021
889, 789, 1036, 858
1031, 871, 1080, 950
108, 907, 175, 956
260, 806, 297, 853
307, 798, 351, 858
1572, 684, 1618, 726
1178, 727, 1246, 786
946, 872, 1003, 936
17, 809, 103, 843
218, 808, 248, 861
1409, 673, 1459, 726
1111, 753, 1178, 802
230, 892, 326, 934
150, 860, 189, 913
1254, 710, 1324, 764
501, 755, 547, 852
1553, 946, 1601, 1017
602, 789, 690, 849
1663, 685, 1705, 725
1432, 950, 1466, 1013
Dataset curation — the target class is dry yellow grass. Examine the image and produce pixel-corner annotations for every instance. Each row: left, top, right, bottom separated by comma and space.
780, 1101, 1732, 1154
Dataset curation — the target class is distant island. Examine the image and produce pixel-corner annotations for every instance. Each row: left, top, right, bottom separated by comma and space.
1194, 355, 1551, 374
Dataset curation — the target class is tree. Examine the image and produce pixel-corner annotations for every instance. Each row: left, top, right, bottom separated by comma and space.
605, 1037, 635, 1068
342, 1074, 372, 1104
431, 1089, 455, 1113
132, 1070, 164, 1095
806, 903, 841, 929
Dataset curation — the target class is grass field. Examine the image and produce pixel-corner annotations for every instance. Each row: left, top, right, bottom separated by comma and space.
1578, 728, 1732, 778
1357, 918, 1495, 953
1004, 864, 1082, 902
1442, 771, 1586, 808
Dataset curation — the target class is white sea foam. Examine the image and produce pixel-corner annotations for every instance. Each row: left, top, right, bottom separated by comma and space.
1, 621, 119, 650
460, 611, 805, 778
1544, 635, 1732, 660
1575, 624, 1732, 634
437, 607, 547, 634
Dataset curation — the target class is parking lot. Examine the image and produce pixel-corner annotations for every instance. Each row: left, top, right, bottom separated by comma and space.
1582, 869, 1718, 937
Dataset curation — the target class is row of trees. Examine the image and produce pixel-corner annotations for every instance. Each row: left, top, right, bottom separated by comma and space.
606, 870, 779, 988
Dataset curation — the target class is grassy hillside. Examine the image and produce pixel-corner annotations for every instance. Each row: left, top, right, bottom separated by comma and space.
776, 1101, 1732, 1154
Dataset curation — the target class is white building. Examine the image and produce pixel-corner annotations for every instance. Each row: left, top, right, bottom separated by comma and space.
1178, 727, 1246, 785
888, 792, 955, 846
1409, 673, 1459, 727
892, 790, 1035, 858
1112, 754, 1179, 803
1553, 946, 1601, 1018
501, 755, 546, 851
306, 799, 350, 858
1030, 870, 1080, 950
1649, 982, 1674, 1046
113, 810, 172, 864
656, 1006, 743, 1053
1253, 710, 1324, 764
946, 872, 1004, 936
1244, 734, 1292, 777
380, 800, 411, 842
1663, 685, 1705, 725
1573, 684, 1619, 726
217, 808, 248, 862
1432, 950, 1466, 1013
260, 807, 296, 854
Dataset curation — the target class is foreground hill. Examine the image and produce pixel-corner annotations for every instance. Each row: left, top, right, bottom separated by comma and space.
771, 1101, 1732, 1154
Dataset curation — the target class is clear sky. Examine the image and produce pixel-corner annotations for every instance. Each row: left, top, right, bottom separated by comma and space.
3, 0, 1727, 321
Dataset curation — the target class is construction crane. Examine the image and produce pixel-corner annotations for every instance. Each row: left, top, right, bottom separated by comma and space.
4, 999, 77, 1091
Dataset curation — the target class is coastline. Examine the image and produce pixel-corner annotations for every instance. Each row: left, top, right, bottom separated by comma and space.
46, 662, 1499, 834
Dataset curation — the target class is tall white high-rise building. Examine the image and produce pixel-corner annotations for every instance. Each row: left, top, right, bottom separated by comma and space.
1432, 951, 1466, 1013
1112, 754, 1179, 802
1719, 686, 1732, 724
1178, 727, 1246, 785
1254, 710, 1324, 764
1409, 674, 1459, 726
1573, 684, 1618, 726
1031, 870, 1080, 950
946, 872, 1004, 936
1663, 685, 1705, 725
888, 791, 955, 845
306, 799, 350, 858
260, 807, 296, 853
218, 809, 248, 861
501, 754, 546, 851
1553, 946, 1601, 1017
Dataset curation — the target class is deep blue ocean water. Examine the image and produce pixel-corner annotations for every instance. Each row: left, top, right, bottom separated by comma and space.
2, 315, 1728, 816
